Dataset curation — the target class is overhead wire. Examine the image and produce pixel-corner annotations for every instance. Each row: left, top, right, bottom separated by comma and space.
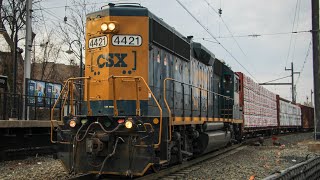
295, 40, 312, 85
175, 0, 258, 82
290, 0, 302, 64
261, 75, 291, 84
194, 30, 311, 39
33, 3, 74, 64
285, 0, 300, 68
33, 2, 106, 11
37, 2, 89, 66
203, 0, 247, 57
37, 1, 49, 39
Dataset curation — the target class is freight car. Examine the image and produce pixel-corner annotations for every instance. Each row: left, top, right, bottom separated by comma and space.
277, 96, 302, 129
49, 3, 314, 177
237, 72, 278, 133
298, 104, 315, 130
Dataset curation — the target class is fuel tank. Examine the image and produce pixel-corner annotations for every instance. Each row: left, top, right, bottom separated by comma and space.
203, 122, 225, 132
194, 130, 231, 155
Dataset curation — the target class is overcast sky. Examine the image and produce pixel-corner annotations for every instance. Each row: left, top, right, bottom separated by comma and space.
35, 0, 315, 104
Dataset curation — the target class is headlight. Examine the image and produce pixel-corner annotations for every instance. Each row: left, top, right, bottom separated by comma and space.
108, 23, 116, 31
101, 23, 108, 31
69, 120, 77, 128
125, 120, 133, 129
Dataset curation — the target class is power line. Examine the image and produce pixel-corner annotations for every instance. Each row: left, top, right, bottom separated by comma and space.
37, 1, 49, 39
34, 4, 75, 29
285, 0, 300, 68
194, 30, 312, 39
175, 0, 258, 82
203, 0, 247, 57
262, 75, 291, 84
33, 4, 74, 64
33, 2, 105, 11
296, 40, 312, 85
291, 0, 302, 64
202, 38, 219, 44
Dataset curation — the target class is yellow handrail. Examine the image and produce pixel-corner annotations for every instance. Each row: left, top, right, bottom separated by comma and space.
108, 75, 162, 148
163, 78, 173, 142
50, 77, 91, 144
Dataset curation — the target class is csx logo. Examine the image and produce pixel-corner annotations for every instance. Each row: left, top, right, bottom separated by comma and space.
93, 51, 137, 75
97, 53, 127, 68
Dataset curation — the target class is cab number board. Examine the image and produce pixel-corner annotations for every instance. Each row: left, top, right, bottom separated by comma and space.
112, 35, 142, 46
88, 36, 107, 49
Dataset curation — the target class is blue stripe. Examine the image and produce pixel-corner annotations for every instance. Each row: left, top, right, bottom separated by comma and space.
82, 100, 152, 116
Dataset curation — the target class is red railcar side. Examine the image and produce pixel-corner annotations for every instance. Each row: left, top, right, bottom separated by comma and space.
298, 104, 314, 129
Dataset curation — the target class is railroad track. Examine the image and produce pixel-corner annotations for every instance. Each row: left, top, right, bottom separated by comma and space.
137, 144, 245, 180
69, 132, 309, 180
68, 144, 245, 180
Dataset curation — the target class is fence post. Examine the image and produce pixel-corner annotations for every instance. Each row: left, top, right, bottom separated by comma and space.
34, 96, 37, 120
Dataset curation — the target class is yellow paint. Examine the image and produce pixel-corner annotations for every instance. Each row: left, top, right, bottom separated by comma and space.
85, 16, 149, 101
172, 116, 243, 125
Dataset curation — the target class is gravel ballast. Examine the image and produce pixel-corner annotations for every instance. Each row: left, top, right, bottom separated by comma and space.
0, 156, 70, 180
0, 132, 316, 179
186, 132, 316, 180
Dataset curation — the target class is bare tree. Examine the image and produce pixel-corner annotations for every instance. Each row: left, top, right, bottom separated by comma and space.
57, 0, 98, 65
0, 0, 40, 93
31, 31, 60, 80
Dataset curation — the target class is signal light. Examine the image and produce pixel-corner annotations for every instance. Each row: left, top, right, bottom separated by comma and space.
69, 120, 76, 128
125, 120, 133, 129
117, 119, 125, 124
81, 119, 88, 125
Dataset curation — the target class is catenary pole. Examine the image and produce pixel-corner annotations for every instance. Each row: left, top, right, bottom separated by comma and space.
311, 0, 319, 140
23, 0, 32, 120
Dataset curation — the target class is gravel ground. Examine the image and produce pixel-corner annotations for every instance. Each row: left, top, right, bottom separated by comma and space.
0, 156, 70, 180
0, 132, 315, 180
186, 132, 316, 180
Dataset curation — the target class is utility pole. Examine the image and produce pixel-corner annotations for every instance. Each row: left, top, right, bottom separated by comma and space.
312, 0, 320, 140
260, 62, 299, 103
11, 1, 18, 119
285, 62, 300, 103
311, 89, 314, 106
23, 0, 32, 120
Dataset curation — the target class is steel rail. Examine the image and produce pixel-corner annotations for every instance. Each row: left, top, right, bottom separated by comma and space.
137, 144, 244, 180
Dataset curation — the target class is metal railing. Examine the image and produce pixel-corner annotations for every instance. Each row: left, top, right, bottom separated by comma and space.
50, 77, 91, 144
108, 75, 163, 148
0, 92, 63, 120
263, 156, 320, 180
163, 78, 234, 141
49, 75, 163, 147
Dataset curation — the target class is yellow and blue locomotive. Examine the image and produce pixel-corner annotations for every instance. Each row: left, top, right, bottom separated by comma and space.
52, 3, 243, 177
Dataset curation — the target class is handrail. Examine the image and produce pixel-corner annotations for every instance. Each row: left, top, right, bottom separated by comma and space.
108, 75, 162, 148
164, 78, 234, 100
50, 77, 91, 144
163, 78, 234, 141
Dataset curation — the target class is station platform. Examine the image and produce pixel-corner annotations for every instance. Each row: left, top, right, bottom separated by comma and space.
0, 120, 63, 128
